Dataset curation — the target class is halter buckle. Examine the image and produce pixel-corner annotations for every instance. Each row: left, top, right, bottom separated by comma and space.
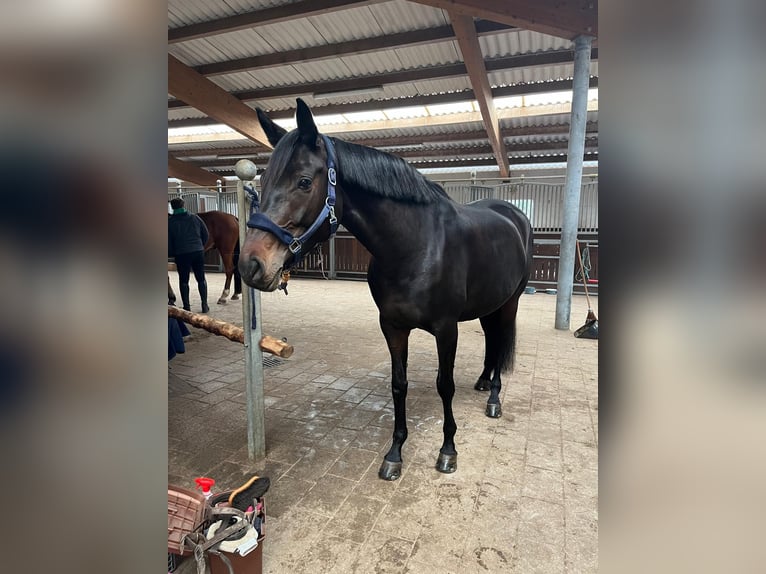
327, 167, 336, 186
288, 239, 302, 254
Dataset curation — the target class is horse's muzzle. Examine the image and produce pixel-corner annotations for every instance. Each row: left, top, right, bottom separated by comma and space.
238, 255, 281, 291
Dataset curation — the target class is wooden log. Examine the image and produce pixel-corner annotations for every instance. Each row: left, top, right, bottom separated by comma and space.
168, 306, 294, 358
259, 335, 294, 359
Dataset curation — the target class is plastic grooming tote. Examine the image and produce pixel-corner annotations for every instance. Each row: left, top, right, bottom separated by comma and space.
168, 485, 209, 556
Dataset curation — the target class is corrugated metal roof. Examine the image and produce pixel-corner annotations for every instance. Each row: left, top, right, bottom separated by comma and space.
306, 4, 387, 41
367, 1, 449, 31
169, 138, 253, 152
168, 0, 294, 28
167, 108, 210, 121
479, 29, 572, 58
391, 43, 461, 69
337, 120, 487, 141
167, 1, 598, 177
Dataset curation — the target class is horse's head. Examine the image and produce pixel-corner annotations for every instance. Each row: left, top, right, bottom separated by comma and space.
239, 99, 342, 291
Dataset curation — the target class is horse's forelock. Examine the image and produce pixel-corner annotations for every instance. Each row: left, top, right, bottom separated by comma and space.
262, 130, 301, 190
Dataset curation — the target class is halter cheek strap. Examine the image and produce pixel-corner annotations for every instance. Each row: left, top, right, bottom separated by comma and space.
247, 135, 339, 260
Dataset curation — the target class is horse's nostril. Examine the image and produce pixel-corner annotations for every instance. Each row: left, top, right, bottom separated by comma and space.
239, 255, 263, 280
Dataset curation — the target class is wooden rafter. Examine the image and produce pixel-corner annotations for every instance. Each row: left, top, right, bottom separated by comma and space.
201, 151, 600, 176
168, 77, 598, 129
450, 14, 509, 176
168, 154, 220, 187
409, 151, 600, 169
411, 0, 597, 40
170, 124, 598, 157
168, 49, 593, 110
169, 0, 378, 44
187, 138, 597, 168
195, 21, 512, 77
168, 54, 271, 148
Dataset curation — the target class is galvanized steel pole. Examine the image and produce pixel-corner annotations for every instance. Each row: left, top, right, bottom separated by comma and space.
235, 160, 266, 459
555, 35, 593, 330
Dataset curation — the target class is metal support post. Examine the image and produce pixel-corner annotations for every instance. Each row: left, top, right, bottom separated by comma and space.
555, 34, 593, 330
234, 160, 266, 460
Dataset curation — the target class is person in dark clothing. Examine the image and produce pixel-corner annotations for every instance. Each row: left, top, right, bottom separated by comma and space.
168, 198, 210, 313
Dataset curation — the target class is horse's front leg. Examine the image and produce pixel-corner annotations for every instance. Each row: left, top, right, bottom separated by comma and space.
378, 318, 411, 481
435, 322, 459, 473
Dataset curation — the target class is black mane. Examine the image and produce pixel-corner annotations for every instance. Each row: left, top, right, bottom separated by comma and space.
264, 130, 450, 205
335, 139, 450, 205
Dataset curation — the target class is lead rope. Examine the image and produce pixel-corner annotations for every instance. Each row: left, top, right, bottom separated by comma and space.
244, 183, 260, 329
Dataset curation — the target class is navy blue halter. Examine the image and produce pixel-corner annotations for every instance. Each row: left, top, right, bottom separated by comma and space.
246, 134, 339, 261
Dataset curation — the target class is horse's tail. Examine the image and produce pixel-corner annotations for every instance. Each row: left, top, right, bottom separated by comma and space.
498, 223, 533, 374
233, 238, 242, 292
497, 281, 526, 374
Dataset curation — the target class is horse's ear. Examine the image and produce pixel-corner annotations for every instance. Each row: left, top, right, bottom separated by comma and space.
295, 98, 318, 148
256, 107, 287, 147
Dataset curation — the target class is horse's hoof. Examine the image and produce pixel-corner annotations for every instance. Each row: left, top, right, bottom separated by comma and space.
378, 459, 402, 481
231, 294, 240, 300
217, 299, 226, 305
485, 403, 502, 418
474, 378, 491, 391
435, 452, 457, 474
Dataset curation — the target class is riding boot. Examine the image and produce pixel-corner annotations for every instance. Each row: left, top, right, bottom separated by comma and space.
199, 280, 209, 313
180, 283, 191, 311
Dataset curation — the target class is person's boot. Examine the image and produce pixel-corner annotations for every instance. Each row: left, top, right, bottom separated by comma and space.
180, 283, 191, 311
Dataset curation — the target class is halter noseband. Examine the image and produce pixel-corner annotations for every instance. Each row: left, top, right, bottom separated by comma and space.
246, 134, 339, 261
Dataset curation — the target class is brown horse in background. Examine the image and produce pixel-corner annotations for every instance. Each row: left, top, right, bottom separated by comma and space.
198, 210, 242, 304
168, 210, 242, 305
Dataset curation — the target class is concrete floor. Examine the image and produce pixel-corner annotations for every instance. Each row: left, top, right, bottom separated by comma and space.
168, 273, 598, 573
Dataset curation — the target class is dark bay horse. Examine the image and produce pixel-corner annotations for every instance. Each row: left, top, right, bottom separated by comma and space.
239, 99, 533, 480
168, 210, 242, 305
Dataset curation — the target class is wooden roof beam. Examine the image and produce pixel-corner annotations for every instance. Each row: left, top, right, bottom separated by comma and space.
168, 77, 598, 129
409, 151, 600, 169
450, 14, 509, 177
170, 125, 598, 157
196, 21, 512, 77
411, 0, 597, 40
186, 139, 598, 167
169, 0, 378, 44
168, 54, 272, 148
204, 151, 600, 176
168, 49, 593, 109
168, 154, 220, 187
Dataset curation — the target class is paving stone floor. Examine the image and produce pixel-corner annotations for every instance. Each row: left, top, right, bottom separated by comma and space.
169, 273, 598, 573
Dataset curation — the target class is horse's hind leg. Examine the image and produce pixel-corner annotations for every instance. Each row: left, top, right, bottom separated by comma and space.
485, 293, 522, 419
378, 318, 411, 481
218, 251, 233, 304
435, 322, 459, 473
474, 314, 499, 391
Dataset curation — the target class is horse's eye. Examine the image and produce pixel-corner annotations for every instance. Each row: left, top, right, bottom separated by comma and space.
298, 177, 312, 190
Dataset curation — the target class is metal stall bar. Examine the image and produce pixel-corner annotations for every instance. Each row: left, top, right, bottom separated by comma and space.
235, 160, 266, 460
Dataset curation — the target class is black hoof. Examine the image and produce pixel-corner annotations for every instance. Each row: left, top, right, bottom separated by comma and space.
378, 459, 402, 481
485, 403, 502, 418
435, 452, 457, 474
474, 378, 491, 391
